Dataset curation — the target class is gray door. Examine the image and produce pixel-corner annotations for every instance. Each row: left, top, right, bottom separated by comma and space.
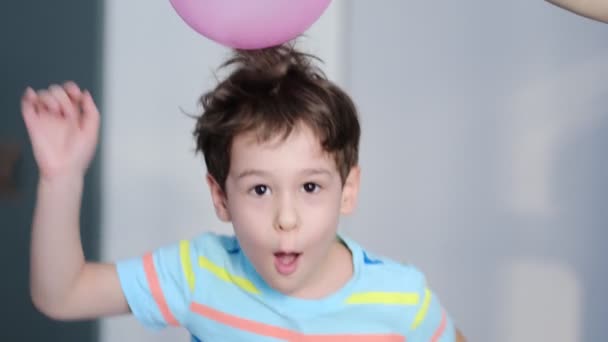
0, 2, 102, 341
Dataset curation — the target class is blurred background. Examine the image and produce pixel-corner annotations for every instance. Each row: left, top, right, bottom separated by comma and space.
1, 0, 607, 341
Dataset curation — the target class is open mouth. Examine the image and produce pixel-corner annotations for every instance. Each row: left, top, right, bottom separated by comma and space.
273, 252, 301, 276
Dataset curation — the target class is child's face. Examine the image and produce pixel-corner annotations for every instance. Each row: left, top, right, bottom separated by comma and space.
207, 123, 360, 297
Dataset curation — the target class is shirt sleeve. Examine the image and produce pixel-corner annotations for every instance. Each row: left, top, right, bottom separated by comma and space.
405, 272, 457, 341
116, 239, 196, 330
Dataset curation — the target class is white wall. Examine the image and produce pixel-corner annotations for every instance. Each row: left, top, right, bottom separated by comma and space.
101, 1, 347, 341
345, 1, 608, 341
102, 1, 608, 341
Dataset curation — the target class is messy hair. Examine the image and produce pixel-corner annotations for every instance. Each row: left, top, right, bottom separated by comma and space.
194, 44, 360, 190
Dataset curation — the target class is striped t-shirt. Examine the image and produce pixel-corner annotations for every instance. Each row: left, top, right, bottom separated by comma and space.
116, 233, 455, 341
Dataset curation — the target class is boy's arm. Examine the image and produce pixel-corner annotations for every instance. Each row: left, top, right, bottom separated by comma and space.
30, 176, 129, 320
24, 83, 129, 320
546, 0, 608, 23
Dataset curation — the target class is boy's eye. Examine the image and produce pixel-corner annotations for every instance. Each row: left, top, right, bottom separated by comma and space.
302, 182, 320, 193
252, 184, 270, 196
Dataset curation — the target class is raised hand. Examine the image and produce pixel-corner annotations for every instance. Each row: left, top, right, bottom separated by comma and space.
21, 82, 100, 182
546, 0, 608, 23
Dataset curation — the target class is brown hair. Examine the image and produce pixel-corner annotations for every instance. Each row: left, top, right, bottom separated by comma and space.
194, 44, 360, 190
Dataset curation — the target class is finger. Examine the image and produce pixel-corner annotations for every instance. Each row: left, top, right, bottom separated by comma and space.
21, 87, 40, 134
38, 89, 60, 114
49, 84, 77, 121
63, 81, 82, 102
23, 86, 37, 102
33, 102, 42, 115
81, 90, 100, 134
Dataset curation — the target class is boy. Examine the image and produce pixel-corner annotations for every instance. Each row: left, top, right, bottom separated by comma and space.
23, 45, 464, 341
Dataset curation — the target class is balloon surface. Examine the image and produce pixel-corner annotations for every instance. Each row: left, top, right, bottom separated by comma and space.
169, 0, 332, 49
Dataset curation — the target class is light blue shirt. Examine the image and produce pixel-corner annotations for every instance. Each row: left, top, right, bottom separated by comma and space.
117, 233, 455, 341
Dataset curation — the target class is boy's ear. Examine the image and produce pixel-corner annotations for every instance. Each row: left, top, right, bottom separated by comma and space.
340, 166, 361, 215
206, 174, 231, 222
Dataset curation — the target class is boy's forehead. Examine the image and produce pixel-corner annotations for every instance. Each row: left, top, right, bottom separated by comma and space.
230, 125, 333, 168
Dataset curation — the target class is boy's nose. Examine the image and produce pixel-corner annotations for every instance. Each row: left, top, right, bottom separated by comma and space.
275, 196, 299, 231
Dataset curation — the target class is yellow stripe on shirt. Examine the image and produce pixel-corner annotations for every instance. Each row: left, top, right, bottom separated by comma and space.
179, 240, 196, 292
346, 292, 420, 305
198, 256, 261, 295
411, 288, 432, 330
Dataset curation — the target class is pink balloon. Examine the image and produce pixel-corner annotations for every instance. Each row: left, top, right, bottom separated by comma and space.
169, 0, 332, 49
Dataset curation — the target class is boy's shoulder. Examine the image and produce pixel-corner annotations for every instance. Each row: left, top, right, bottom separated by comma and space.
345, 237, 428, 293
188, 231, 240, 259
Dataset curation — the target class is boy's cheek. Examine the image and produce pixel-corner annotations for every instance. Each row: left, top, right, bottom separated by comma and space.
229, 195, 268, 215
231, 204, 274, 232
304, 197, 342, 218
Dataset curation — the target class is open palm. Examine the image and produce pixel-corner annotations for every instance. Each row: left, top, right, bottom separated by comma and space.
21, 82, 100, 181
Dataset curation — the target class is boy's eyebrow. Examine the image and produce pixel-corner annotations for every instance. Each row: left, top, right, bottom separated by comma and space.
236, 169, 270, 179
300, 168, 333, 177
236, 168, 333, 179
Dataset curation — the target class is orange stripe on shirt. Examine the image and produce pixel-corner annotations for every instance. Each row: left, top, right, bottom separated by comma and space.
430, 309, 447, 342
190, 302, 405, 341
143, 252, 179, 326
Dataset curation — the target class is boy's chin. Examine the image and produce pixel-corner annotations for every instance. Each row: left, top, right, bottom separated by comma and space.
262, 269, 307, 297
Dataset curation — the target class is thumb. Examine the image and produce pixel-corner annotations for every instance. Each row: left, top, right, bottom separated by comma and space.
80, 90, 100, 135
21, 87, 40, 136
